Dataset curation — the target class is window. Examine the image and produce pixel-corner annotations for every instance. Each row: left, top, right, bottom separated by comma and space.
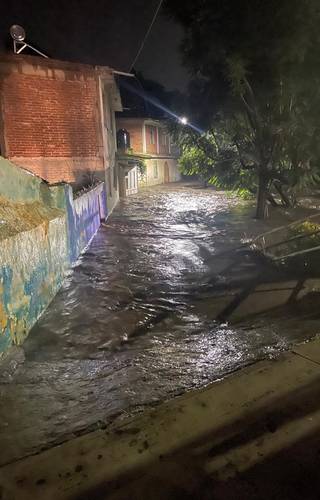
160, 131, 168, 146
153, 160, 158, 179
149, 126, 156, 145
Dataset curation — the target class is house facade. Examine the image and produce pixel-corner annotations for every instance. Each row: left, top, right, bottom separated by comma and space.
0, 54, 122, 215
116, 117, 180, 189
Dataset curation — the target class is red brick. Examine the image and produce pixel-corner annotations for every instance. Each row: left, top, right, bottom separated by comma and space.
1, 71, 102, 183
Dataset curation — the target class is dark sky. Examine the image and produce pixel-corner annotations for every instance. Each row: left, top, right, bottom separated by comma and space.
0, 0, 187, 91
135, 13, 189, 92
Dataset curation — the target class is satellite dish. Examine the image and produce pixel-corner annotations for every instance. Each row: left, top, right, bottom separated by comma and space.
9, 24, 48, 58
10, 24, 26, 42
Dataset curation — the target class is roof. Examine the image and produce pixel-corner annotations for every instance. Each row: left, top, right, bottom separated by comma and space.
0, 53, 114, 75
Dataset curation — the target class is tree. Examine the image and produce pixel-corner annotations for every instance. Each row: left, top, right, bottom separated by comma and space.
165, 0, 320, 218
171, 122, 257, 196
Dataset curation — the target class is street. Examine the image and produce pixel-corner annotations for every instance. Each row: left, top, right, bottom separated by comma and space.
1, 183, 318, 467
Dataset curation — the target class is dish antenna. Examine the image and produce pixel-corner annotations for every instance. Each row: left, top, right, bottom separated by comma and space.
10, 24, 48, 58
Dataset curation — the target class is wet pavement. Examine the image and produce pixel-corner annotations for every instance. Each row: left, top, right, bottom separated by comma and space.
1, 183, 320, 466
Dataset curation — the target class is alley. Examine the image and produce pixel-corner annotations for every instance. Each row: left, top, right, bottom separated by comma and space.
1, 183, 319, 467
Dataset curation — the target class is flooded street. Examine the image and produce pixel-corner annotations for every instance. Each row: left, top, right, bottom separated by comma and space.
1, 183, 319, 466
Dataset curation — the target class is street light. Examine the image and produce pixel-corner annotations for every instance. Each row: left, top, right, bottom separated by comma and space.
180, 116, 188, 125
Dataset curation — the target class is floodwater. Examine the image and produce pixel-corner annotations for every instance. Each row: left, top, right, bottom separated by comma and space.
1, 183, 320, 465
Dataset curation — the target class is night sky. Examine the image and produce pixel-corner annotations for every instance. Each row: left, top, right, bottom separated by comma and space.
0, 0, 187, 91
135, 13, 189, 92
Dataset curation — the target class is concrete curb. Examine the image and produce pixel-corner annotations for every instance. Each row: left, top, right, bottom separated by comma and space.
1, 339, 320, 499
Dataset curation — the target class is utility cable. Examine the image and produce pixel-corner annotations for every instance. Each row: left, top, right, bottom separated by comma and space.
129, 0, 164, 71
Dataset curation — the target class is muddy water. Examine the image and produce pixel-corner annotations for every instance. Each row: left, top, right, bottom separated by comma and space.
1, 184, 319, 465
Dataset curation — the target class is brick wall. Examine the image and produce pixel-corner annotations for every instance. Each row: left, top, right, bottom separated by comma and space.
116, 118, 144, 153
116, 119, 173, 157
0, 56, 105, 185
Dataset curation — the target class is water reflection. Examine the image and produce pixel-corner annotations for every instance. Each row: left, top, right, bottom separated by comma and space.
0, 184, 318, 465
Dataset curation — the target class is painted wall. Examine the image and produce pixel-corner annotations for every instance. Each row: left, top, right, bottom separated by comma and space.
0, 217, 68, 352
0, 158, 106, 356
167, 158, 181, 182
0, 157, 43, 203
139, 158, 181, 187
51, 182, 106, 263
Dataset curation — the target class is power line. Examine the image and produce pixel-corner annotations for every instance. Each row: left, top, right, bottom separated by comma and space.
129, 0, 164, 71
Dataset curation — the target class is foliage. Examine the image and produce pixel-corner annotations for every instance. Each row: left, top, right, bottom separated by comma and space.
136, 158, 147, 177
124, 148, 147, 177
165, 0, 320, 218
74, 170, 101, 197
271, 221, 320, 256
172, 123, 255, 194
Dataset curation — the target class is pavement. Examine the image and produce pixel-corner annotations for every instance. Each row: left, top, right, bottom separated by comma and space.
2, 337, 320, 499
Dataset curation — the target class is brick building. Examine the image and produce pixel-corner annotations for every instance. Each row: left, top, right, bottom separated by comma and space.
0, 54, 122, 214
116, 117, 180, 188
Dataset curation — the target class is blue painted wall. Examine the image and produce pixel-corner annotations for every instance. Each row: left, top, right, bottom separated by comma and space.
50, 183, 107, 264
0, 159, 107, 355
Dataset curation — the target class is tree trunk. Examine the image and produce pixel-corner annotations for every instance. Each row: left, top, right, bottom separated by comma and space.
256, 172, 268, 219
266, 191, 279, 207
274, 181, 291, 208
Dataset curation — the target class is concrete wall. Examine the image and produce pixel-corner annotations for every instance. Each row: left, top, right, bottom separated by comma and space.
105, 165, 120, 215
101, 84, 120, 215
0, 157, 43, 203
0, 158, 106, 356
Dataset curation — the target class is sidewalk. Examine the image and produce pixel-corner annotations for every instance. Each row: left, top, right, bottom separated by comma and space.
1, 338, 320, 499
